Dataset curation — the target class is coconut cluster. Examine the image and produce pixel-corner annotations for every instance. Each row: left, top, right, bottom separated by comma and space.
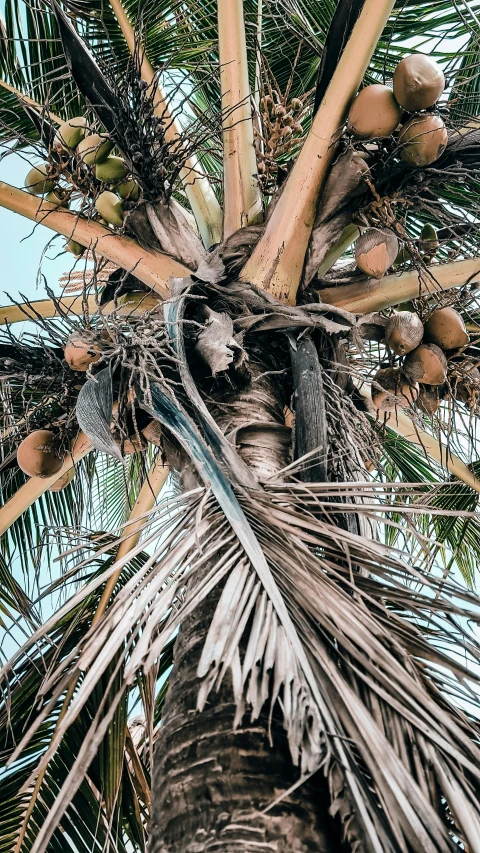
256, 91, 306, 192
372, 306, 472, 414
25, 116, 141, 256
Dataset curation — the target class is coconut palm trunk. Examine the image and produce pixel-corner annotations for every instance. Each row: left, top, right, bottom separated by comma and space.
3, 2, 480, 853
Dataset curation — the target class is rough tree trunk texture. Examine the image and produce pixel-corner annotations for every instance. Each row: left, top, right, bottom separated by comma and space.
149, 355, 341, 853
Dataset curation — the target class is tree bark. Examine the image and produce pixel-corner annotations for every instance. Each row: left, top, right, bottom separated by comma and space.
149, 355, 340, 853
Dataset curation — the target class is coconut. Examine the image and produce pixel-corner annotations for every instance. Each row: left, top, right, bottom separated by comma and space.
290, 97, 302, 112
25, 163, 54, 195
371, 367, 419, 412
54, 116, 88, 150
116, 178, 140, 201
77, 133, 113, 166
95, 156, 129, 183
64, 333, 101, 372
101, 290, 161, 317
142, 420, 163, 447
455, 367, 480, 405
385, 311, 424, 355
347, 84, 402, 139
17, 430, 64, 478
424, 307, 469, 350
403, 343, 447, 385
95, 191, 124, 227
419, 223, 438, 256
66, 239, 85, 257
398, 114, 447, 167
416, 385, 441, 415
45, 189, 70, 208
393, 54, 445, 112
49, 467, 75, 492
355, 228, 399, 279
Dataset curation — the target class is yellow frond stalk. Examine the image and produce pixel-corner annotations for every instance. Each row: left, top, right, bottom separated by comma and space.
0, 182, 189, 296
92, 456, 169, 624
0, 295, 97, 325
108, 0, 222, 248
319, 257, 480, 314
0, 433, 92, 537
0, 79, 62, 124
240, 0, 396, 304
218, 0, 263, 238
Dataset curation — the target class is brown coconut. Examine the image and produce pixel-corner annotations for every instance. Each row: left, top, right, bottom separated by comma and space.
455, 367, 480, 406
142, 420, 163, 447
416, 385, 441, 415
347, 84, 402, 139
403, 343, 447, 385
64, 333, 102, 372
393, 54, 445, 112
371, 368, 419, 412
424, 307, 469, 351
355, 228, 399, 279
385, 311, 424, 355
398, 114, 447, 167
17, 430, 64, 478
49, 467, 75, 492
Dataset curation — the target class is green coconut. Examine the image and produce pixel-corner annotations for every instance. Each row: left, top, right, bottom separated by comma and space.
399, 114, 447, 167
347, 84, 402, 140
116, 178, 140, 200
77, 133, 113, 166
371, 367, 419, 412
95, 191, 124, 227
95, 156, 129, 183
25, 163, 54, 195
54, 116, 88, 150
355, 228, 399, 279
385, 311, 424, 355
66, 239, 85, 257
393, 54, 445, 112
45, 189, 70, 208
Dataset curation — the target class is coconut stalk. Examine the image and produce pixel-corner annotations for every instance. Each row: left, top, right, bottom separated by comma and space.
0, 183, 189, 296
0, 295, 98, 325
319, 257, 480, 313
360, 384, 480, 493
218, 0, 263, 238
92, 457, 169, 625
0, 432, 92, 537
0, 79, 62, 124
240, 0, 396, 304
108, 0, 222, 249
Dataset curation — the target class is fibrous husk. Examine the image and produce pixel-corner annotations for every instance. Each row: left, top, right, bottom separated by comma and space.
142, 420, 163, 447
347, 84, 402, 139
403, 343, 447, 385
77, 133, 113, 166
393, 54, 445, 112
25, 163, 54, 195
54, 116, 88, 150
424, 307, 469, 351
385, 311, 424, 355
398, 114, 447, 167
146, 199, 207, 271
64, 332, 102, 372
317, 150, 370, 223
355, 228, 399, 279
95, 156, 129, 182
416, 385, 441, 415
49, 467, 75, 491
194, 307, 248, 377
371, 367, 419, 411
95, 191, 124, 227
17, 429, 64, 478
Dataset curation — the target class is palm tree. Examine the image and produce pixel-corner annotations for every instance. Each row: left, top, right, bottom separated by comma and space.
2, 0, 480, 850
